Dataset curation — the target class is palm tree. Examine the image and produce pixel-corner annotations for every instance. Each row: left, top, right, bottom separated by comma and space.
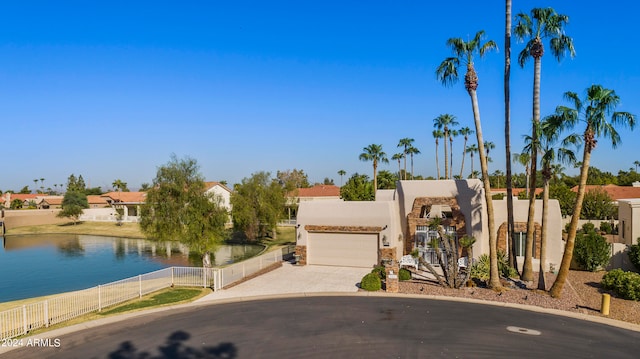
483, 141, 495, 160
406, 146, 420, 179
337, 170, 346, 186
112, 179, 128, 193
433, 114, 459, 180
436, 30, 501, 289
513, 152, 531, 197
549, 84, 636, 298
433, 130, 444, 180
634, 161, 640, 173
33, 179, 38, 194
530, 117, 579, 290
359, 144, 389, 193
515, 7, 575, 282
465, 144, 479, 178
397, 138, 414, 180
40, 178, 45, 194
458, 127, 474, 178
391, 153, 403, 179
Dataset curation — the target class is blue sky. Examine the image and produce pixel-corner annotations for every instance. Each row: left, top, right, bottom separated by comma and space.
1, 1, 638, 192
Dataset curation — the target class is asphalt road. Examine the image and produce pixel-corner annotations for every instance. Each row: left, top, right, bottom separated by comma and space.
4, 296, 640, 358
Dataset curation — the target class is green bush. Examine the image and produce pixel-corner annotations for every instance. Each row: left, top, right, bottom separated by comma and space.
629, 239, 640, 272
581, 222, 596, 233
602, 269, 640, 301
360, 272, 382, 291
371, 265, 386, 280
399, 268, 411, 281
599, 221, 613, 234
573, 231, 611, 271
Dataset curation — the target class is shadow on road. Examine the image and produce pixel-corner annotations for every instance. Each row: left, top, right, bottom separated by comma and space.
106, 330, 236, 359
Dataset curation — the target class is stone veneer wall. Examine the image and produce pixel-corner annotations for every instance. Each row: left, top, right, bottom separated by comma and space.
404, 197, 466, 255
497, 222, 541, 258
379, 247, 396, 262
295, 245, 307, 265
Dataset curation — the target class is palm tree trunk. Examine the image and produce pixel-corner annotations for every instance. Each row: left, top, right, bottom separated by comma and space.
550, 147, 591, 297
504, 0, 516, 269
522, 56, 542, 282
450, 138, 454, 179
470, 89, 502, 290
470, 153, 474, 178
403, 150, 407, 180
410, 154, 415, 179
538, 173, 549, 290
459, 138, 468, 179
435, 140, 441, 180
373, 162, 378, 194
444, 130, 449, 180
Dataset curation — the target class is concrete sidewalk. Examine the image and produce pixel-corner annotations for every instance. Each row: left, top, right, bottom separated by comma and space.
195, 262, 372, 302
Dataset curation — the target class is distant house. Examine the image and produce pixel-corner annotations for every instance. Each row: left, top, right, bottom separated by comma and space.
87, 195, 110, 208
571, 184, 640, 205
37, 196, 63, 209
1, 193, 41, 208
285, 185, 341, 222
204, 181, 233, 224
101, 191, 147, 219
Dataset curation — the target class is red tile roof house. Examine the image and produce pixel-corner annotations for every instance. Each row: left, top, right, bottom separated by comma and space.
1, 193, 41, 208
100, 191, 147, 222
285, 185, 341, 224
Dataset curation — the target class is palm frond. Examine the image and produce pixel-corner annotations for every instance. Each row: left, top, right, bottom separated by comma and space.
436, 57, 460, 86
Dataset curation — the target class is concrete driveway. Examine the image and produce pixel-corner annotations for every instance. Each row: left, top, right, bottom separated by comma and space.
195, 262, 372, 302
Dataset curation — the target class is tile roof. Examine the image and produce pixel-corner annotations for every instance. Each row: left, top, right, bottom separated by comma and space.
570, 184, 640, 200
294, 185, 341, 198
101, 191, 147, 203
87, 195, 109, 205
204, 181, 232, 193
40, 197, 63, 205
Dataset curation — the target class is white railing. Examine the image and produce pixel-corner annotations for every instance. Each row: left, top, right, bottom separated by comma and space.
0, 247, 291, 341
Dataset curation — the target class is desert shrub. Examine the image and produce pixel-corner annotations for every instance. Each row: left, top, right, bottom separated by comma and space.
573, 231, 611, 271
360, 272, 382, 291
602, 269, 640, 301
599, 221, 613, 234
399, 268, 411, 281
581, 222, 596, 233
371, 265, 386, 280
629, 239, 640, 272
469, 251, 518, 282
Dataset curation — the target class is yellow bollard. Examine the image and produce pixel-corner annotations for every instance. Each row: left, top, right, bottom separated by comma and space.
601, 293, 611, 316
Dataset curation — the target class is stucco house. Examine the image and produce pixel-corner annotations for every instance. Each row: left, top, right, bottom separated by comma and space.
285, 184, 341, 223
101, 191, 147, 219
617, 199, 640, 245
296, 179, 563, 272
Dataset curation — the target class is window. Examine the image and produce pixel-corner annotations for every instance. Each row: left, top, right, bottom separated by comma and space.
514, 232, 536, 257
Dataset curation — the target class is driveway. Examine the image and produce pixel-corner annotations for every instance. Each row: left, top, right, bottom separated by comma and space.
195, 262, 372, 302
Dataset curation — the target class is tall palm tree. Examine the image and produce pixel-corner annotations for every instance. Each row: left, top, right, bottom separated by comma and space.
359, 144, 389, 193
504, 0, 516, 269
448, 129, 459, 179
406, 146, 421, 179
513, 152, 531, 197
337, 170, 346, 186
515, 7, 575, 282
397, 138, 414, 180
483, 141, 495, 159
530, 117, 579, 290
634, 161, 640, 173
391, 153, 403, 180
33, 179, 38, 194
433, 130, 444, 180
465, 144, 479, 178
436, 30, 501, 289
39, 178, 45, 194
433, 114, 459, 180
458, 126, 474, 178
549, 84, 636, 298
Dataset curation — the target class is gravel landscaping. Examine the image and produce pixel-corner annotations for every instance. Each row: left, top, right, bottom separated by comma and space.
398, 270, 640, 326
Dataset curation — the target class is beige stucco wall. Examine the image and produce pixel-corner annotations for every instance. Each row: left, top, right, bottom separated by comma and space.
618, 199, 640, 245
296, 199, 402, 261
2, 209, 68, 229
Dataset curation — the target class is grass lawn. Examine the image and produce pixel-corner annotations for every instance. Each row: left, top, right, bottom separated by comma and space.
5, 221, 145, 238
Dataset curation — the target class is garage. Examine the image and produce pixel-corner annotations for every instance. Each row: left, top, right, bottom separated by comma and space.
307, 232, 379, 268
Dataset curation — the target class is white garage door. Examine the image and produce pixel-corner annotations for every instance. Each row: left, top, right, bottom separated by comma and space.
308, 233, 378, 268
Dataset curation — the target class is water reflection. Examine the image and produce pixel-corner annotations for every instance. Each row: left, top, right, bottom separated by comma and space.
0, 234, 263, 303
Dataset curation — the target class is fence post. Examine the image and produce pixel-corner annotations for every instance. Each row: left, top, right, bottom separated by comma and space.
203, 268, 206, 288
44, 300, 49, 328
98, 285, 102, 312
171, 267, 175, 287
22, 305, 27, 335
139, 275, 143, 298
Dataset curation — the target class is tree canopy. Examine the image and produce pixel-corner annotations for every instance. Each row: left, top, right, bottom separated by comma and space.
340, 173, 374, 201
57, 191, 89, 224
140, 155, 228, 254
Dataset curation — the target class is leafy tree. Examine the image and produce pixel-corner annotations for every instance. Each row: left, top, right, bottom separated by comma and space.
276, 169, 310, 192
359, 144, 388, 193
586, 167, 617, 185
10, 199, 23, 209
436, 30, 500, 289
580, 188, 616, 220
231, 171, 286, 241
57, 191, 89, 224
322, 177, 334, 185
140, 155, 228, 254
19, 186, 31, 194
340, 173, 374, 201
84, 187, 103, 195
139, 183, 151, 191
574, 230, 611, 271
548, 183, 576, 216
550, 84, 636, 298
617, 170, 640, 186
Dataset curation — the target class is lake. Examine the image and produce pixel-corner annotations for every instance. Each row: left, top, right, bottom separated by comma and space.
0, 234, 263, 303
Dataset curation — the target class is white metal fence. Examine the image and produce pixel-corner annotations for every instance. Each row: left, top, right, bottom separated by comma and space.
0, 248, 290, 341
